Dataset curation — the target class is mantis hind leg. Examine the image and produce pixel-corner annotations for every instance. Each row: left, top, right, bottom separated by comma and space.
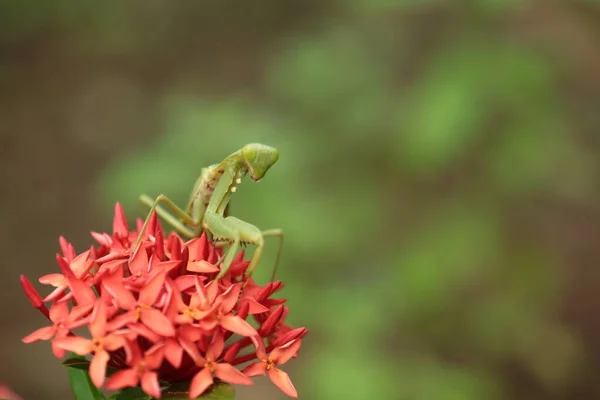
255, 229, 283, 282
131, 194, 202, 260
138, 194, 198, 238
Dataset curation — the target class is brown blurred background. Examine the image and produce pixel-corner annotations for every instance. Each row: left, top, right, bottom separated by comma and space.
2, 0, 600, 399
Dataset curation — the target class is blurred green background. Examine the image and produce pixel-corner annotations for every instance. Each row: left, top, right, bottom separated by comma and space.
2, 0, 600, 399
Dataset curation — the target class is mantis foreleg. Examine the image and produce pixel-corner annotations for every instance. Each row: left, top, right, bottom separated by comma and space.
131, 194, 204, 260
212, 229, 283, 281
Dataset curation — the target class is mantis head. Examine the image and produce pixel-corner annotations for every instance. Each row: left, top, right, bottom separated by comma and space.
241, 143, 279, 181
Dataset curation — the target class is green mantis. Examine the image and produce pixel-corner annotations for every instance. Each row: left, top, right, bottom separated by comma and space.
131, 143, 284, 282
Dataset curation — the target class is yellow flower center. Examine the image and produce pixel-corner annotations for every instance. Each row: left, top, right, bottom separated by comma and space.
135, 362, 146, 374
184, 307, 202, 321
206, 361, 216, 373
135, 304, 151, 320
266, 359, 275, 370
91, 337, 105, 352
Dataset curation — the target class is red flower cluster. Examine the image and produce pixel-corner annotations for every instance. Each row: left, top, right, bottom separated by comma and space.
21, 204, 307, 398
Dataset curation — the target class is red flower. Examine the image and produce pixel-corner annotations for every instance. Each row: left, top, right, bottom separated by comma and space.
105, 341, 165, 398
52, 301, 129, 387
21, 301, 92, 358
38, 249, 95, 302
187, 331, 253, 398
102, 267, 176, 337
243, 337, 303, 398
21, 203, 308, 398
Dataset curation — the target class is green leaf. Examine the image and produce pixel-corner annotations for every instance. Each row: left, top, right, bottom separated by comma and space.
63, 356, 118, 377
63, 357, 92, 371
67, 355, 105, 400
113, 387, 151, 400
163, 381, 235, 399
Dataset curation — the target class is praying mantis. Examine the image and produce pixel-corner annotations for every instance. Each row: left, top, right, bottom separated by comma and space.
131, 143, 284, 282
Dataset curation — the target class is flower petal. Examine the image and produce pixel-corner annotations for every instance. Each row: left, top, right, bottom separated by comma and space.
140, 308, 175, 337
22, 326, 56, 343
113, 202, 129, 239
268, 367, 298, 398
156, 260, 181, 273
42, 285, 68, 303
242, 362, 267, 377
174, 275, 200, 292
243, 298, 269, 315
271, 339, 303, 365
139, 271, 166, 306
91, 231, 111, 247
59, 236, 76, 261
219, 315, 258, 337
101, 270, 136, 310
98, 259, 128, 274
128, 244, 149, 276
20, 274, 49, 319
39, 274, 66, 287
219, 284, 241, 314
205, 280, 220, 304
164, 338, 183, 368
179, 337, 205, 366
189, 368, 213, 399
144, 343, 165, 369
199, 316, 219, 332
89, 350, 110, 388
271, 327, 308, 348
186, 234, 209, 261
106, 310, 137, 332
127, 322, 162, 343
70, 251, 94, 278
56, 255, 96, 306
250, 336, 268, 360
67, 303, 94, 323
259, 305, 285, 336
51, 340, 66, 359
52, 336, 92, 355
67, 275, 97, 306
207, 331, 225, 361
105, 369, 139, 390
177, 325, 205, 343
141, 371, 161, 399
0, 382, 23, 400
187, 260, 219, 273
103, 333, 127, 352
214, 363, 253, 385
89, 301, 107, 338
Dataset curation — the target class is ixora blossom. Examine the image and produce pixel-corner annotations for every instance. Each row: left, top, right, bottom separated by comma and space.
21, 203, 307, 399
0, 382, 23, 400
